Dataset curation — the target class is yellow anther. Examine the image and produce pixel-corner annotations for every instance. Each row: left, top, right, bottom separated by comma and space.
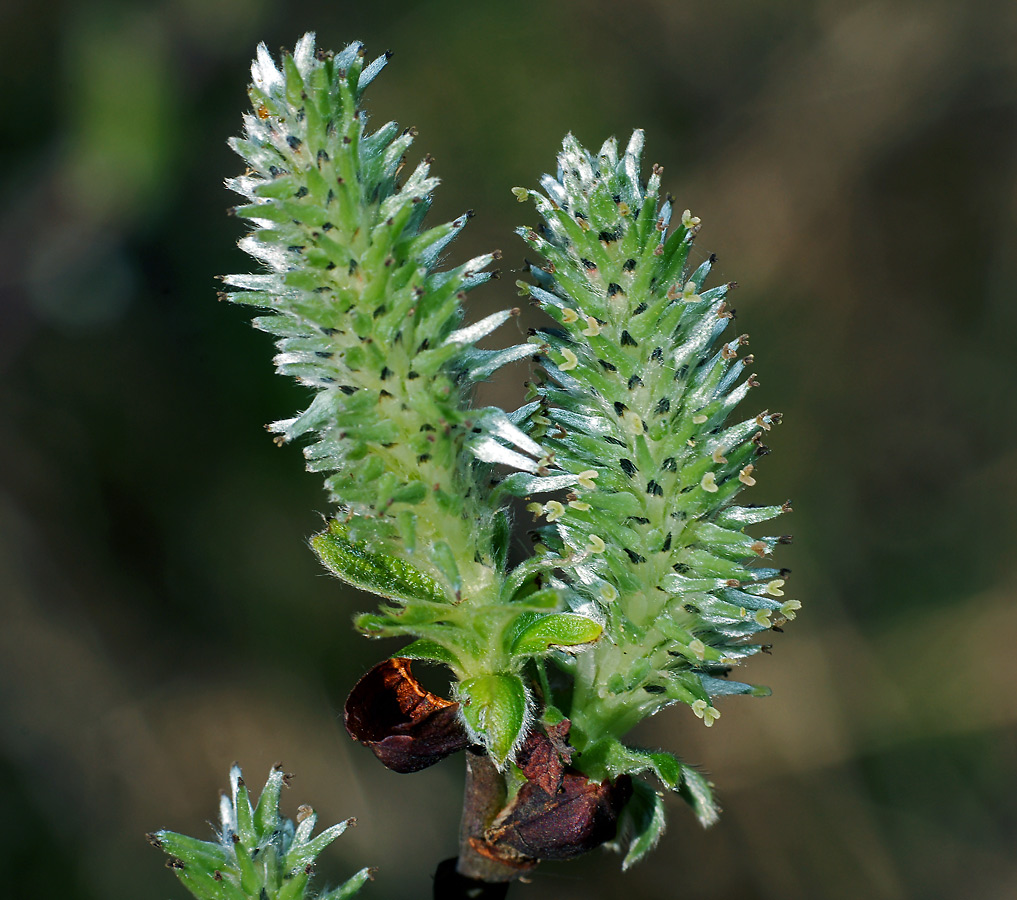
577, 470, 599, 489
692, 414, 708, 425
766, 579, 785, 597
692, 700, 720, 726
598, 583, 618, 603
525, 502, 543, 519
739, 464, 756, 486
711, 446, 728, 464
681, 281, 701, 303
561, 307, 579, 324
511, 187, 528, 202
568, 500, 591, 511
681, 209, 702, 231
623, 411, 643, 434
581, 316, 601, 337
544, 500, 565, 522
689, 639, 706, 660
700, 472, 719, 493
587, 534, 606, 554
781, 599, 802, 620
559, 348, 579, 371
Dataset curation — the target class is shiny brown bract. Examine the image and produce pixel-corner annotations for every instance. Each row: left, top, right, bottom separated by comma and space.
344, 658, 469, 773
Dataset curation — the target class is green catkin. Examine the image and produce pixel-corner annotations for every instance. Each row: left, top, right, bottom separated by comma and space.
151, 765, 369, 900
224, 35, 606, 767
226, 36, 505, 590
514, 132, 796, 863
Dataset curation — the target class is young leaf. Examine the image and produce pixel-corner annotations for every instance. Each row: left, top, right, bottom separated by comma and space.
616, 779, 667, 871
510, 613, 603, 657
311, 518, 448, 605
397, 638, 462, 669
457, 674, 531, 766
574, 738, 681, 790
677, 764, 721, 827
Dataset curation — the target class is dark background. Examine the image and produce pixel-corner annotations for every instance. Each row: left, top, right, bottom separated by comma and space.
2, 1, 1016, 898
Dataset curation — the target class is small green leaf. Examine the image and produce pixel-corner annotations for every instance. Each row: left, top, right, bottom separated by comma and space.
503, 610, 542, 654
312, 519, 448, 605
509, 613, 602, 656
397, 639, 461, 669
678, 765, 720, 827
575, 738, 681, 790
617, 779, 667, 871
648, 752, 681, 789
457, 674, 530, 766
354, 613, 394, 637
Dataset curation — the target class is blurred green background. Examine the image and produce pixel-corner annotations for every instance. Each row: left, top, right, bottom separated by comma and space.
2, 0, 1016, 897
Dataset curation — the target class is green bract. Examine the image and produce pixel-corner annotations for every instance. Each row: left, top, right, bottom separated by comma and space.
150, 765, 371, 900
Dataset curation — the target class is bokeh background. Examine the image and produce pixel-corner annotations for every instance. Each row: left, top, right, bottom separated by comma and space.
3, 1, 1016, 898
